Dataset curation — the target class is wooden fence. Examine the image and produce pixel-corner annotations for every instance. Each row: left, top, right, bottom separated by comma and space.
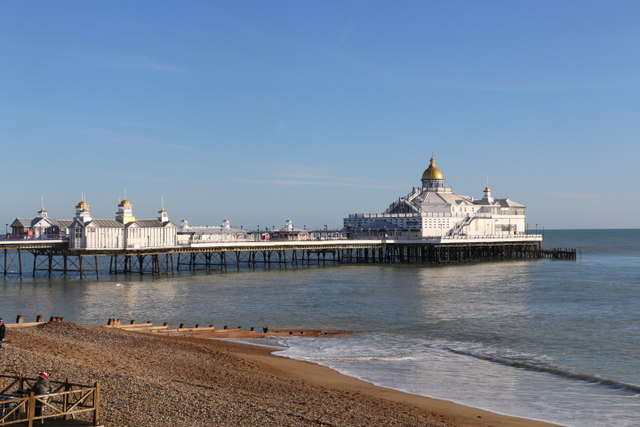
0, 374, 101, 426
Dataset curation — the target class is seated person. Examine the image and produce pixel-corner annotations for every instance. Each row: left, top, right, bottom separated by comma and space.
31, 372, 51, 419
32, 372, 51, 395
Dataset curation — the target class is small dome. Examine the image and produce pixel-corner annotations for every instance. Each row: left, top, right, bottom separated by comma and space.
421, 156, 444, 180
484, 186, 492, 193
76, 201, 89, 209
38, 208, 48, 213
119, 199, 132, 207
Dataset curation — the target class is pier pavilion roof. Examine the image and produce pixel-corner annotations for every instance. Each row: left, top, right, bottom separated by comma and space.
179, 226, 245, 234
126, 219, 176, 228
55, 220, 73, 229
496, 199, 525, 208
83, 219, 124, 228
12, 218, 35, 228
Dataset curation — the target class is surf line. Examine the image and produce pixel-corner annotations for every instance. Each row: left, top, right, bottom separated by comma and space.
444, 347, 640, 394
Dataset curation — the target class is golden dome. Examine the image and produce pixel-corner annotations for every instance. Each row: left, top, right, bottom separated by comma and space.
76, 201, 89, 209
421, 156, 444, 180
119, 199, 132, 207
484, 186, 492, 193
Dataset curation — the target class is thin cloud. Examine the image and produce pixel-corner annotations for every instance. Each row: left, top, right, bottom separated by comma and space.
101, 172, 211, 186
268, 164, 332, 180
469, 83, 640, 93
275, 121, 287, 133
240, 179, 399, 189
66, 126, 210, 154
470, 85, 548, 93
99, 54, 186, 73
555, 193, 603, 200
255, 163, 398, 189
0, 42, 185, 74
337, 24, 355, 47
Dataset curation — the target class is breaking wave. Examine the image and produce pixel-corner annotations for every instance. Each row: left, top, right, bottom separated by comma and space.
441, 346, 640, 394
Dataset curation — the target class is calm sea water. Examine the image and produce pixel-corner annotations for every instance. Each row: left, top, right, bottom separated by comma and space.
1, 230, 639, 426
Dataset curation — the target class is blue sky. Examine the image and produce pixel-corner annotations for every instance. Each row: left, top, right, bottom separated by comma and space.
1, 1, 639, 230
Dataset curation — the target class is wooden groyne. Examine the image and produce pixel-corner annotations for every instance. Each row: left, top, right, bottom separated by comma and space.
5, 315, 64, 328
105, 319, 355, 338
4, 315, 354, 339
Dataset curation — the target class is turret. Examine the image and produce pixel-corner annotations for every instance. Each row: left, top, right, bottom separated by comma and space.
38, 196, 48, 218
116, 199, 136, 224
421, 155, 445, 190
285, 219, 294, 231
482, 186, 494, 204
75, 200, 92, 223
158, 208, 169, 224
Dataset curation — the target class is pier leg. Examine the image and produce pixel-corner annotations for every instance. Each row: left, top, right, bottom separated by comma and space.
32, 251, 37, 277
152, 255, 159, 274
48, 252, 53, 278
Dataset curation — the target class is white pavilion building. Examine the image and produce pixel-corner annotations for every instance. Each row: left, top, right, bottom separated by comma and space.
344, 155, 529, 240
68, 199, 177, 250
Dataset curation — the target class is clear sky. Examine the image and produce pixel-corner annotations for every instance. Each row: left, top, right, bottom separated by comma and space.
1, 1, 639, 231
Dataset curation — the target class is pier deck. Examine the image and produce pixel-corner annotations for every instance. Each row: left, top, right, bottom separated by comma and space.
1, 234, 575, 279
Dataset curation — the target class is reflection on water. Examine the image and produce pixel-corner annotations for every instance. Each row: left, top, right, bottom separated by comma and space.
1, 262, 539, 329
416, 262, 533, 322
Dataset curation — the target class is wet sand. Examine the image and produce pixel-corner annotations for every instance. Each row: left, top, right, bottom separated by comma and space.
1, 322, 558, 426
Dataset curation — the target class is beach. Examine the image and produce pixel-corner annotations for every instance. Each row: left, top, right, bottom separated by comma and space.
1, 322, 556, 426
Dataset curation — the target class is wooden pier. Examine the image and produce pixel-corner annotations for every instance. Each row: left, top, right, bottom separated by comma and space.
0, 237, 575, 279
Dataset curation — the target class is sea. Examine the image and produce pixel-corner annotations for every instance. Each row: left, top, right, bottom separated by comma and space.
1, 229, 639, 426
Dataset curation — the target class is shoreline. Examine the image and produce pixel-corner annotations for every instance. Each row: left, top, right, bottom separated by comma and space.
2, 322, 559, 426
212, 337, 559, 427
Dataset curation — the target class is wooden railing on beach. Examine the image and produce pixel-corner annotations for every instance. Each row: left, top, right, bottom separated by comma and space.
0, 374, 101, 426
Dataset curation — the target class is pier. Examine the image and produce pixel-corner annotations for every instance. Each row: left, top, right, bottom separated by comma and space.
1, 155, 580, 280
0, 234, 574, 279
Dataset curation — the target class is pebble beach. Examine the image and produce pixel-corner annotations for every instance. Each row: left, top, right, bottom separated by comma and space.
1, 322, 557, 426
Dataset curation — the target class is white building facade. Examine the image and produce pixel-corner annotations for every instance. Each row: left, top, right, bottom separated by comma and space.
344, 155, 528, 239
68, 199, 177, 250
